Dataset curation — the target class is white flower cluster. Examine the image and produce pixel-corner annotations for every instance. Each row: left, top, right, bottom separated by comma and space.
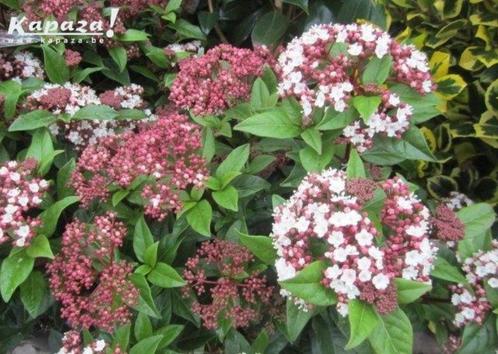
343, 93, 414, 152
0, 160, 49, 247
165, 40, 204, 57
56, 339, 106, 354
272, 168, 392, 316
0, 51, 44, 82
444, 191, 473, 211
462, 241, 498, 288
29, 82, 100, 116
111, 83, 146, 109
451, 285, 486, 327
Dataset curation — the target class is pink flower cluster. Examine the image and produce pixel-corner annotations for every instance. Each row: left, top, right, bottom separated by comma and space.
451, 240, 498, 327
0, 159, 49, 248
0, 51, 44, 82
183, 240, 273, 329
271, 169, 436, 316
23, 0, 82, 20
71, 113, 207, 220
56, 330, 108, 354
170, 44, 276, 116
64, 49, 82, 67
277, 23, 435, 150
432, 204, 465, 244
47, 213, 138, 331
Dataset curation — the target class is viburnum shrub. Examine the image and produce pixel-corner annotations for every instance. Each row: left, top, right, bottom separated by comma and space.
0, 0, 497, 353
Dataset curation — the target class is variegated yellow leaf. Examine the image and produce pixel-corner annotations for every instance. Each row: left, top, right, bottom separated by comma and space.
430, 51, 450, 79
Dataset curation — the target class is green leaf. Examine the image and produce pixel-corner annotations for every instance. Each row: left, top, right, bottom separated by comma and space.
134, 312, 153, 341
148, 262, 186, 288
457, 203, 496, 259
56, 159, 75, 198
283, 0, 308, 12
42, 45, 69, 84
346, 300, 379, 349
286, 300, 314, 342
245, 155, 275, 174
346, 148, 366, 178
133, 216, 155, 262
337, 0, 386, 29
156, 324, 184, 349
38, 196, 80, 237
239, 232, 277, 265
234, 109, 301, 139
368, 308, 413, 354
71, 105, 118, 120
20, 271, 49, 318
8, 110, 56, 132
457, 316, 497, 354
212, 186, 239, 211
0, 251, 34, 302
143, 242, 159, 267
362, 55, 393, 85
169, 19, 206, 40
395, 278, 431, 304
390, 84, 439, 124
26, 128, 54, 171
250, 78, 273, 109
108, 46, 128, 72
118, 29, 150, 41
216, 144, 250, 181
352, 96, 381, 121
114, 324, 131, 351
280, 261, 337, 306
112, 190, 130, 206
301, 128, 322, 154
129, 335, 163, 354
317, 107, 356, 131
299, 145, 335, 172
431, 257, 467, 283
252, 11, 289, 46
130, 274, 161, 318
26, 235, 53, 259
0, 80, 22, 119
186, 200, 212, 236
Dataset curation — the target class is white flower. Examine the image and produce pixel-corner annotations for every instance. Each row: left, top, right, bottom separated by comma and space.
313, 216, 329, 238
348, 43, 362, 56
16, 225, 30, 238
275, 258, 296, 281
405, 250, 422, 266
333, 247, 348, 262
94, 340, 106, 351
406, 224, 427, 238
355, 229, 373, 246
358, 257, 372, 271
337, 302, 349, 316
488, 278, 498, 288
341, 269, 357, 285
462, 307, 475, 320
372, 273, 390, 290
28, 183, 40, 193
327, 231, 344, 247
296, 217, 310, 233
325, 265, 342, 280
358, 270, 372, 282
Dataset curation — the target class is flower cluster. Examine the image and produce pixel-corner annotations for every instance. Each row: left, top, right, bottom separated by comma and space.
343, 91, 413, 152
71, 113, 207, 220
164, 40, 204, 59
183, 240, 274, 329
271, 169, 436, 316
381, 178, 436, 283
432, 204, 465, 245
23, 0, 82, 20
444, 191, 473, 211
25, 82, 151, 149
0, 51, 44, 82
47, 213, 138, 331
450, 240, 498, 327
56, 331, 108, 354
24, 82, 100, 116
65, 49, 82, 67
277, 23, 435, 150
0, 160, 49, 248
170, 44, 275, 116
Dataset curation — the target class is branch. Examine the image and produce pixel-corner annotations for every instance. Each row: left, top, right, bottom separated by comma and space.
207, 0, 228, 43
